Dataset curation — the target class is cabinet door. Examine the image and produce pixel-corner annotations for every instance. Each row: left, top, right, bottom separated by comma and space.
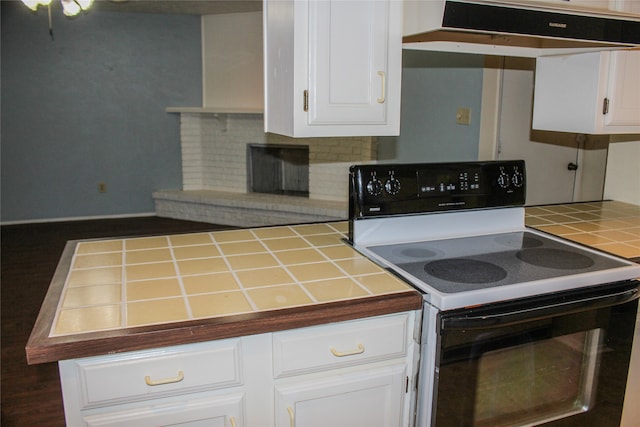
275, 365, 406, 427
532, 50, 640, 134
264, 0, 402, 137
308, 0, 390, 125
82, 393, 244, 427
604, 50, 640, 129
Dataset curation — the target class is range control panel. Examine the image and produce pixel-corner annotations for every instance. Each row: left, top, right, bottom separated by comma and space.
349, 160, 526, 219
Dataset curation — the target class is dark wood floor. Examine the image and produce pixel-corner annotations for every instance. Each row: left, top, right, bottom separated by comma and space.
1, 216, 234, 426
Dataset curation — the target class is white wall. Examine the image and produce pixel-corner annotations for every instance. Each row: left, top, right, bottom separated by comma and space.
1, 2, 202, 223
604, 139, 640, 205
377, 50, 484, 162
202, 12, 263, 111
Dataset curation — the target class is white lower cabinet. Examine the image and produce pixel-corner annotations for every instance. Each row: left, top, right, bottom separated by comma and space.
272, 312, 416, 427
58, 311, 418, 427
275, 364, 407, 427
59, 339, 246, 427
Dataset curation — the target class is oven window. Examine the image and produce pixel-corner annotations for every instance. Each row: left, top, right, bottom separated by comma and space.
432, 290, 637, 427
473, 329, 601, 427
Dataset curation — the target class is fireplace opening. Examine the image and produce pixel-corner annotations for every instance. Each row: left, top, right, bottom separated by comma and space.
248, 144, 309, 197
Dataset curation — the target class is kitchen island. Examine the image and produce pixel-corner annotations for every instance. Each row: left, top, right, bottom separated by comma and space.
26, 221, 423, 426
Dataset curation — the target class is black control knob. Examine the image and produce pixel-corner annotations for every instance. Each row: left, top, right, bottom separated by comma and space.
385, 176, 401, 195
366, 178, 383, 196
511, 170, 524, 188
497, 171, 510, 189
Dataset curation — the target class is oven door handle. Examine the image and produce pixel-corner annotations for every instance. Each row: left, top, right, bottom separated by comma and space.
442, 286, 639, 330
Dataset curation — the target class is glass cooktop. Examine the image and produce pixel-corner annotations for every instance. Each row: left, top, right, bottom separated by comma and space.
368, 231, 629, 295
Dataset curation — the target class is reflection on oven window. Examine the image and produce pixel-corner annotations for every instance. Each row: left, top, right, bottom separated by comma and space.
473, 329, 602, 427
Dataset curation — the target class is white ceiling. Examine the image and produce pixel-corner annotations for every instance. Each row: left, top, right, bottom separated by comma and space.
91, 0, 262, 15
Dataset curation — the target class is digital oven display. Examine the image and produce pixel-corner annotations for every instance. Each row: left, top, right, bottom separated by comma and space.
417, 167, 484, 197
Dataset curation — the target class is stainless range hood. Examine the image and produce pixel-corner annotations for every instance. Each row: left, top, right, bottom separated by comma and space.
403, 0, 640, 57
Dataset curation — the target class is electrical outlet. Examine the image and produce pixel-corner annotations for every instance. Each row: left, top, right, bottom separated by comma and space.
456, 107, 471, 125
98, 183, 107, 193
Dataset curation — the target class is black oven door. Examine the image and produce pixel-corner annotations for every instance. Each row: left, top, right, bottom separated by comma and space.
433, 280, 639, 427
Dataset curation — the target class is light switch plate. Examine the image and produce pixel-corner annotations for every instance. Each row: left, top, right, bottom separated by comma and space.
456, 108, 471, 125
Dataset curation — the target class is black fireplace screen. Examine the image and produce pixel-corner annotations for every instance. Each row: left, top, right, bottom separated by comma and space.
248, 144, 309, 197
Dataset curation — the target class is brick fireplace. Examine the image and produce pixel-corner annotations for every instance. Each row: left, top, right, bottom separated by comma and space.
153, 112, 377, 227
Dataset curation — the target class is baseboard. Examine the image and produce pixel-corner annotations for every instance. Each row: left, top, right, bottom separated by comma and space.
0, 212, 157, 226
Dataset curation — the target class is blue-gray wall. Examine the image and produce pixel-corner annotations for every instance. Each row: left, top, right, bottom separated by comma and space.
378, 50, 484, 162
1, 2, 202, 223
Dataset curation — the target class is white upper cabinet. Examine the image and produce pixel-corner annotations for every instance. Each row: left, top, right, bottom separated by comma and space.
264, 0, 403, 137
532, 50, 640, 134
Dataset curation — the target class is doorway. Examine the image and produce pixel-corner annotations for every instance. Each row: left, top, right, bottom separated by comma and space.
480, 57, 609, 206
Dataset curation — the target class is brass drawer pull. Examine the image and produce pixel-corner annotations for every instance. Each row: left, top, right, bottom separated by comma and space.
144, 370, 184, 386
230, 416, 237, 427
377, 71, 386, 103
330, 343, 365, 357
287, 407, 295, 427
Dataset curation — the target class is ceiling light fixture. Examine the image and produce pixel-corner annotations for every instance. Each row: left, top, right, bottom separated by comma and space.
21, 0, 93, 17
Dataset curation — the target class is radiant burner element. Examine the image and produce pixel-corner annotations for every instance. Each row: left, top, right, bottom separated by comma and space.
517, 248, 595, 269
425, 259, 508, 284
402, 248, 439, 259
368, 231, 630, 296
495, 235, 544, 248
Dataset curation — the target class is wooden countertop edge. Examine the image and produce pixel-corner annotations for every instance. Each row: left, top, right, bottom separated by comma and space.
26, 290, 423, 365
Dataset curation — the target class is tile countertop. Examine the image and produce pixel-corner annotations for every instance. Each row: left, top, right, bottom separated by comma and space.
28, 201, 638, 364
26, 222, 423, 365
525, 201, 640, 261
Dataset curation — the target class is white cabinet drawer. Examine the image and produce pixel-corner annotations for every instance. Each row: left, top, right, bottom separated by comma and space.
83, 393, 244, 427
67, 339, 242, 409
273, 313, 409, 378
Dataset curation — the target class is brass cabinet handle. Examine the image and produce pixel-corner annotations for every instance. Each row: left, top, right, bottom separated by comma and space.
144, 370, 184, 386
330, 343, 365, 357
377, 71, 386, 103
287, 407, 295, 427
230, 416, 237, 427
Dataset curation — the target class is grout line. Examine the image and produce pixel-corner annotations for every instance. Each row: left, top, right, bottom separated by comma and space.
165, 235, 194, 320
209, 231, 261, 312
120, 239, 127, 329
290, 227, 373, 296
251, 227, 320, 305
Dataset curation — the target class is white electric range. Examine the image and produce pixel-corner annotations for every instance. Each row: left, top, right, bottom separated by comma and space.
348, 160, 640, 427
